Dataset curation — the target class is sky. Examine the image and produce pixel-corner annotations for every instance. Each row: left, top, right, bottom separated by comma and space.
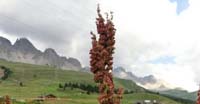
0, 0, 200, 92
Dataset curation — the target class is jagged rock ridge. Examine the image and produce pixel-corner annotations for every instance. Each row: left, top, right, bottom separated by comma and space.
0, 36, 81, 70
113, 67, 174, 91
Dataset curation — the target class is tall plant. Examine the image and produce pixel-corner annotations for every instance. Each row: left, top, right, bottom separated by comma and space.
89, 5, 123, 104
197, 86, 200, 104
5, 95, 11, 104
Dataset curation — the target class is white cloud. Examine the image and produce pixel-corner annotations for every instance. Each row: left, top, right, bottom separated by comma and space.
0, 0, 200, 91
0, 31, 17, 44
99, 0, 200, 91
0, 0, 97, 60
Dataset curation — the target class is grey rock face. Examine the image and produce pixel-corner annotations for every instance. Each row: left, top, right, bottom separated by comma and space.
0, 36, 82, 71
113, 67, 173, 91
113, 67, 159, 86
0, 37, 13, 60
140, 75, 157, 84
67, 57, 81, 69
0, 36, 12, 47
13, 38, 40, 54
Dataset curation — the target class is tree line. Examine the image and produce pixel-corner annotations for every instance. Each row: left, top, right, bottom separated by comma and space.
58, 82, 98, 94
58, 82, 137, 95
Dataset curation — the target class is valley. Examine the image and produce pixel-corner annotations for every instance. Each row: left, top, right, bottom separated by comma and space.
0, 59, 194, 104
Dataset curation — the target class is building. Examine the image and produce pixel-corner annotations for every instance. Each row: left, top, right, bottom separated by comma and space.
135, 100, 160, 104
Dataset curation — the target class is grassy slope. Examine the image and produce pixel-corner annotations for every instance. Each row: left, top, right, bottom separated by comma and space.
160, 89, 197, 101
0, 60, 182, 104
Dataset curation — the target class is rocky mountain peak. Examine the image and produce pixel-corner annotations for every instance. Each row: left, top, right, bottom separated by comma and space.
114, 67, 126, 72
0, 36, 82, 71
0, 36, 12, 47
143, 75, 156, 82
67, 57, 82, 68
112, 66, 173, 90
44, 48, 57, 55
13, 38, 38, 54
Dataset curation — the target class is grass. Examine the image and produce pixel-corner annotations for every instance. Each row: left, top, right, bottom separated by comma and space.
0, 59, 183, 104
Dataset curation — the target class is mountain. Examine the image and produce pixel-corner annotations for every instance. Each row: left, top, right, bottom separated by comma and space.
159, 88, 197, 101
0, 36, 81, 70
0, 37, 12, 60
113, 67, 174, 91
0, 59, 193, 104
0, 36, 176, 91
13, 38, 40, 54
0, 37, 195, 104
81, 66, 174, 91
0, 36, 12, 47
113, 67, 157, 85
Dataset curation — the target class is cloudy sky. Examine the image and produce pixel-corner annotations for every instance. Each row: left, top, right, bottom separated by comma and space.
0, 0, 200, 92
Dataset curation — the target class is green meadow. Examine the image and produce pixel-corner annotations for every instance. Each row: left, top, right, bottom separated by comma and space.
0, 59, 188, 104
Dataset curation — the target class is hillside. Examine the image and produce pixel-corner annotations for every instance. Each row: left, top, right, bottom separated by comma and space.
0, 36, 175, 91
160, 89, 197, 101
0, 59, 190, 104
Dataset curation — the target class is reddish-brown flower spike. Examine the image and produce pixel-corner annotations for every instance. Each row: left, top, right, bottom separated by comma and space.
89, 5, 123, 104
197, 85, 200, 104
5, 95, 11, 104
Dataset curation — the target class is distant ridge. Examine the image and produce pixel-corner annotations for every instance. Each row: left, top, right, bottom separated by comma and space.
0, 36, 178, 91
81, 66, 174, 91
0, 36, 81, 70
